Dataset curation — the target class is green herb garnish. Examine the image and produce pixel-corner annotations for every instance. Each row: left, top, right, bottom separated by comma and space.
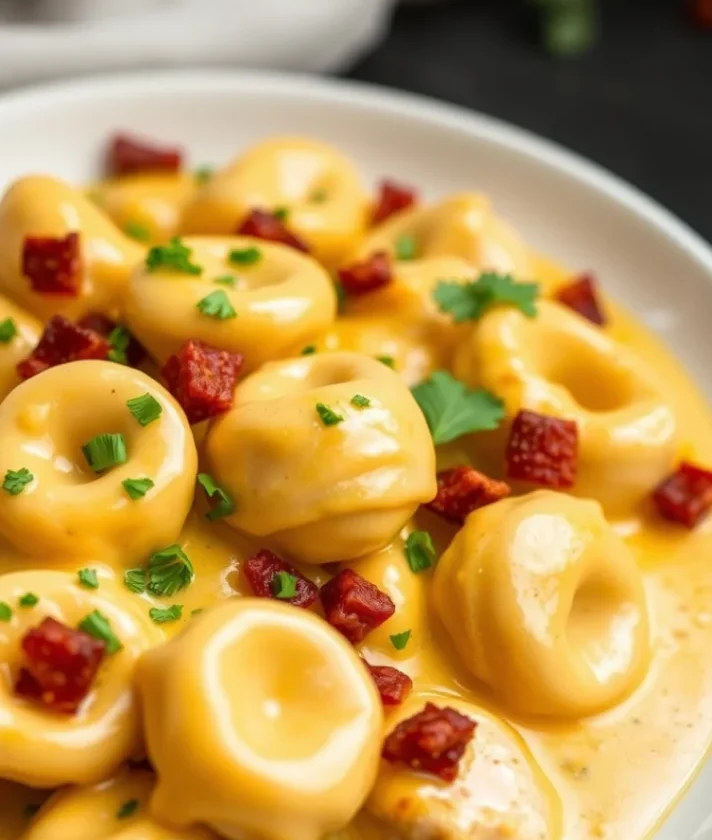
147, 545, 194, 597
316, 403, 344, 427
404, 531, 436, 574
228, 246, 262, 266
78, 610, 122, 653
124, 568, 146, 594
145, 237, 202, 275
433, 273, 539, 323
107, 325, 131, 365
395, 234, 417, 261
390, 630, 412, 650
0, 318, 17, 343
127, 393, 162, 426
124, 222, 151, 243
2, 468, 33, 495
271, 572, 298, 600
196, 289, 237, 320
82, 433, 127, 472
77, 568, 99, 589
197, 473, 234, 521
0, 602, 12, 621
117, 798, 140, 819
122, 477, 154, 500
149, 605, 183, 624
18, 593, 38, 608
350, 394, 371, 408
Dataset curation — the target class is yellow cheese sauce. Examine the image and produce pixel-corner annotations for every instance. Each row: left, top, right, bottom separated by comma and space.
0, 135, 709, 840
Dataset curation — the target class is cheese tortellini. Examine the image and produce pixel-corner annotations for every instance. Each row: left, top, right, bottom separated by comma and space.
0, 361, 197, 564
433, 491, 651, 717
138, 599, 383, 840
204, 352, 436, 563
0, 571, 161, 788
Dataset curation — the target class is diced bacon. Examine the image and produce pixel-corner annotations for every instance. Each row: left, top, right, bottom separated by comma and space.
366, 663, 413, 706
337, 252, 392, 296
556, 273, 607, 326
652, 461, 712, 528
242, 549, 318, 608
505, 410, 578, 489
372, 179, 418, 225
319, 569, 395, 644
17, 315, 110, 380
14, 617, 106, 715
161, 339, 243, 424
235, 209, 309, 253
382, 702, 476, 782
426, 466, 511, 524
77, 313, 146, 367
22, 232, 82, 296
107, 133, 182, 176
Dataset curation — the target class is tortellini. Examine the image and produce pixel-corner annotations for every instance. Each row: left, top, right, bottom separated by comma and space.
0, 361, 197, 564
181, 137, 368, 265
433, 491, 651, 717
204, 352, 436, 563
0, 571, 161, 788
0, 295, 41, 402
124, 236, 337, 369
0, 176, 143, 322
138, 599, 383, 840
453, 299, 678, 513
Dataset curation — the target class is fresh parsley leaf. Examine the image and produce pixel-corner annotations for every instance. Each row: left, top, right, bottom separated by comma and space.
228, 246, 262, 266
2, 468, 33, 495
197, 473, 234, 521
411, 370, 504, 445
77, 568, 99, 589
271, 571, 298, 599
124, 222, 150, 243
107, 325, 131, 364
395, 234, 417, 261
194, 165, 214, 185
149, 604, 183, 624
273, 206, 289, 221
145, 237, 202, 275
0, 318, 17, 343
433, 273, 539, 323
124, 568, 146, 594
117, 798, 140, 819
78, 610, 122, 654
390, 630, 412, 650
147, 545, 194, 597
18, 592, 38, 607
214, 274, 236, 287
350, 394, 370, 408
0, 602, 12, 621
126, 393, 162, 426
122, 477, 154, 500
196, 289, 237, 320
404, 531, 435, 574
376, 355, 395, 369
82, 433, 127, 472
316, 403, 344, 427
301, 345, 317, 355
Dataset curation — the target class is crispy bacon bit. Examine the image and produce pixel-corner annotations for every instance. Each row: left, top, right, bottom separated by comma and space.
337, 252, 392, 296
382, 702, 476, 782
77, 313, 146, 367
556, 273, 607, 326
161, 339, 243, 424
242, 549, 318, 608
319, 569, 395, 644
366, 663, 413, 706
652, 461, 712, 528
17, 315, 110, 380
107, 133, 182, 176
372, 179, 418, 225
22, 232, 82, 296
426, 466, 511, 524
505, 409, 578, 489
14, 617, 106, 715
236, 209, 309, 253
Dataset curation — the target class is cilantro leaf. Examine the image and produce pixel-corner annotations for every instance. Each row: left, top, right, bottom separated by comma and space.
78, 610, 122, 654
411, 370, 504, 445
145, 237, 202, 275
196, 290, 237, 320
147, 545, 194, 597
433, 273, 539, 323
149, 604, 183, 624
2, 468, 33, 495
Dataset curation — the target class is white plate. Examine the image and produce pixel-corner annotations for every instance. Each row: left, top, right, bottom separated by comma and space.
0, 69, 709, 839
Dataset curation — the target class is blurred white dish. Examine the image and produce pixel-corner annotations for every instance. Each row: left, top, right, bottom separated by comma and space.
0, 69, 709, 839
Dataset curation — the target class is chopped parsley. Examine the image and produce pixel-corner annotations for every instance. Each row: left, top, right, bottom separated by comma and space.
411, 370, 504, 445
301, 345, 317, 356
309, 189, 328, 204
404, 531, 436, 574
197, 473, 234, 521
350, 394, 370, 409
124, 568, 146, 594
122, 477, 154, 500
78, 610, 122, 654
127, 393, 162, 426
394, 234, 417, 261
273, 206, 289, 221
145, 237, 202, 275
147, 545, 194, 596
149, 604, 183, 624
196, 289, 237, 320
82, 433, 127, 473
433, 273, 539, 323
117, 798, 140, 819
316, 403, 344, 427
214, 274, 236, 287
2, 468, 33, 495
228, 246, 262, 266
77, 568, 99, 589
390, 630, 412, 651
124, 222, 151, 243
18, 593, 38, 607
376, 355, 395, 369
107, 325, 131, 365
0, 318, 17, 343
0, 602, 12, 621
335, 282, 347, 312
194, 165, 214, 185
271, 571, 298, 600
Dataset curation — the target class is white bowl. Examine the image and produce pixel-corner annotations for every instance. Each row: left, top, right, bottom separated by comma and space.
0, 69, 709, 839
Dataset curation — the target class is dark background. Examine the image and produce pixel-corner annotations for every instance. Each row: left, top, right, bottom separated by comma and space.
347, 0, 712, 243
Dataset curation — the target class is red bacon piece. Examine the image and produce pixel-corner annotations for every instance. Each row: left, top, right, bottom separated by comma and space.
22, 232, 82, 296
382, 702, 476, 782
319, 569, 395, 644
337, 252, 392, 296
372, 179, 418, 225
505, 410, 578, 489
366, 663, 413, 706
652, 461, 712, 528
556, 273, 607, 326
107, 133, 182, 176
17, 315, 110, 380
235, 209, 309, 253
161, 339, 243, 424
77, 313, 146, 367
426, 466, 511, 524
242, 549, 318, 608
14, 617, 106, 715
